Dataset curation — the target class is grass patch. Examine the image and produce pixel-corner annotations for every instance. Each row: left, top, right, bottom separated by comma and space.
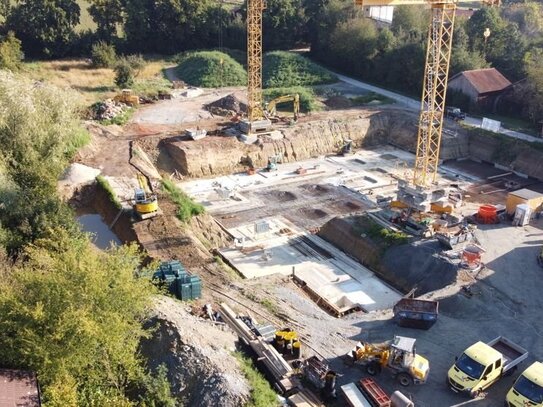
351, 92, 394, 106
355, 215, 409, 248
234, 352, 279, 407
263, 86, 320, 112
263, 51, 337, 88
66, 128, 91, 159
479, 113, 539, 136
96, 175, 122, 210
162, 178, 204, 222
260, 299, 278, 315
132, 77, 171, 99
100, 108, 134, 126
214, 255, 240, 280
176, 51, 247, 87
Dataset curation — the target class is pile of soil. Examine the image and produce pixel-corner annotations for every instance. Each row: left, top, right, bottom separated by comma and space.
318, 216, 458, 294
324, 96, 353, 109
205, 94, 247, 117
141, 296, 250, 407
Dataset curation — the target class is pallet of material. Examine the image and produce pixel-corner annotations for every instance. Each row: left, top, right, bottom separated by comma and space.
340, 383, 372, 407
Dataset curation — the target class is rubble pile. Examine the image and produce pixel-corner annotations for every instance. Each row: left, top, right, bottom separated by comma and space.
91, 99, 129, 121
205, 94, 247, 117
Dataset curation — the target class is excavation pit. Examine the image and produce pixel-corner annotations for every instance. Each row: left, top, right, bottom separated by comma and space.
301, 208, 328, 219
266, 191, 297, 202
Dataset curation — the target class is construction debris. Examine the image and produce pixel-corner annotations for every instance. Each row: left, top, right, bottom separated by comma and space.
91, 99, 130, 121
205, 94, 248, 117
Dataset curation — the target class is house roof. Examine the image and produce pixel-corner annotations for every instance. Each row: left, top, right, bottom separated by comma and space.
450, 68, 512, 95
0, 369, 41, 407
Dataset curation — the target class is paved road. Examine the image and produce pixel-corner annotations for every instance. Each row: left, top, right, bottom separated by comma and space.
334, 71, 543, 143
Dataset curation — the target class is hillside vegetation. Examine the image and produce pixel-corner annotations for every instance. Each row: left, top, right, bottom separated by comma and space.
0, 72, 174, 406
263, 51, 337, 88
176, 51, 247, 87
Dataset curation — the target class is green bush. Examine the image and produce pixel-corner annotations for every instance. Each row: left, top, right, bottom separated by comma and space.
234, 352, 279, 407
162, 178, 204, 222
114, 59, 134, 88
0, 31, 23, 71
90, 41, 117, 68
263, 51, 337, 88
176, 51, 247, 87
263, 86, 320, 112
96, 175, 122, 210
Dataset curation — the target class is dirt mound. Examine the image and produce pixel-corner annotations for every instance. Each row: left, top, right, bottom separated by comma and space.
318, 216, 458, 294
324, 95, 353, 109
141, 296, 250, 407
205, 94, 247, 117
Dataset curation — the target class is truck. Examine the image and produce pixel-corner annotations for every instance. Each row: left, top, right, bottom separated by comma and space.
505, 361, 543, 406
446, 107, 466, 121
448, 336, 529, 398
393, 298, 439, 330
346, 336, 430, 387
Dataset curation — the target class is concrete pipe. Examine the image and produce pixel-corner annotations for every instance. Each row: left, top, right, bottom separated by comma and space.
391, 390, 414, 407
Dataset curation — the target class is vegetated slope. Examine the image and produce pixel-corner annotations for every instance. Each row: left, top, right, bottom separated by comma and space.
263, 51, 337, 88
176, 51, 247, 87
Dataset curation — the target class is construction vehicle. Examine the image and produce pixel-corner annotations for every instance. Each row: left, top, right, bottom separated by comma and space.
114, 89, 140, 107
346, 336, 430, 386
446, 107, 466, 121
266, 155, 282, 172
134, 173, 159, 219
265, 94, 300, 122
506, 361, 543, 406
448, 336, 529, 398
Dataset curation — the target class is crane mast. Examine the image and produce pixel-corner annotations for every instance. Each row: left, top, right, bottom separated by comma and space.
414, 4, 456, 186
247, 0, 265, 122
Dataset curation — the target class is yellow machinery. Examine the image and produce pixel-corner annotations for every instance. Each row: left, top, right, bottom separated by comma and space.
347, 336, 430, 386
114, 89, 140, 107
134, 173, 158, 219
265, 94, 300, 121
355, 0, 495, 187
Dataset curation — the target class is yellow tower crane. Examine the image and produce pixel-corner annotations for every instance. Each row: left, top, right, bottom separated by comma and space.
242, 0, 273, 134
355, 0, 494, 188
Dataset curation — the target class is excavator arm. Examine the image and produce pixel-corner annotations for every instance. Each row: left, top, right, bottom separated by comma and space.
266, 94, 300, 121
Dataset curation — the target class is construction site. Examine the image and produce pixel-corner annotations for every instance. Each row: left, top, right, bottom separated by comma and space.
57, 1, 543, 407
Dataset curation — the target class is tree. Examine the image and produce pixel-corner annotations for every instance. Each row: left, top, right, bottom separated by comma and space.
0, 232, 158, 405
0, 72, 86, 253
467, 7, 504, 52
88, 0, 124, 41
91, 41, 117, 68
390, 5, 429, 40
115, 59, 135, 88
262, 0, 308, 49
6, 0, 80, 58
0, 31, 24, 71
524, 49, 543, 125
123, 0, 212, 54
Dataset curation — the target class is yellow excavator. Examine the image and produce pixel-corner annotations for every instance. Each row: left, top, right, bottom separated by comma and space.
265, 94, 300, 122
134, 173, 159, 219
346, 336, 430, 387
114, 89, 140, 107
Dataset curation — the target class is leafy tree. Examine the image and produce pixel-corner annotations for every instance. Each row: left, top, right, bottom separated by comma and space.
390, 5, 429, 40
91, 41, 117, 68
524, 49, 543, 125
139, 364, 176, 407
115, 58, 135, 88
0, 31, 24, 71
0, 233, 157, 405
6, 0, 80, 58
88, 0, 124, 41
467, 7, 505, 52
123, 0, 211, 54
262, 0, 308, 49
0, 72, 86, 253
